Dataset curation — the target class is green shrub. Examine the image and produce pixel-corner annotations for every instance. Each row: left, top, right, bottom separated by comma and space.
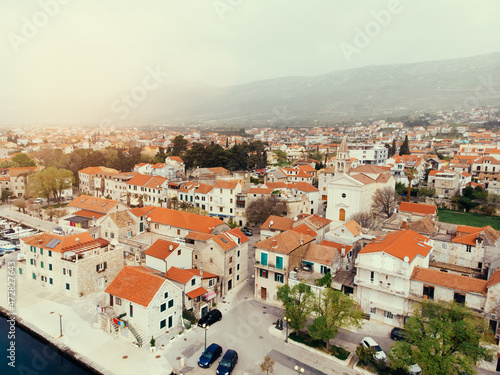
182, 309, 197, 324
331, 345, 349, 360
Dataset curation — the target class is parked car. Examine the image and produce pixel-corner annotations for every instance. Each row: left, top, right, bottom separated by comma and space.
390, 327, 406, 341
241, 227, 253, 236
198, 309, 222, 327
361, 337, 387, 361
53, 227, 64, 235
216, 349, 238, 375
34, 198, 44, 204
198, 343, 222, 368
408, 364, 422, 375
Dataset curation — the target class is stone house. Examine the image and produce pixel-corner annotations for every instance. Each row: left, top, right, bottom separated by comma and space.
19, 232, 123, 298
188, 228, 249, 296
100, 210, 140, 242
104, 266, 183, 347
144, 239, 193, 274
254, 230, 315, 306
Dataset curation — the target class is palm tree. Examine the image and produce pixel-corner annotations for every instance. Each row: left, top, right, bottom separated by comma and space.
405, 167, 417, 202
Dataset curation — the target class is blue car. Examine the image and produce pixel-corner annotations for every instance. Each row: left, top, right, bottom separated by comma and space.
216, 349, 238, 375
198, 343, 222, 368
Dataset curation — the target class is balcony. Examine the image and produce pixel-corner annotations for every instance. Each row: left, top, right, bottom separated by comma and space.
255, 260, 285, 273
354, 277, 409, 298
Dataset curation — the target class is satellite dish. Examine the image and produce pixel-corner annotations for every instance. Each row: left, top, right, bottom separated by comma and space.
293, 216, 298, 221
403, 256, 409, 263
269, 220, 274, 225
169, 245, 173, 251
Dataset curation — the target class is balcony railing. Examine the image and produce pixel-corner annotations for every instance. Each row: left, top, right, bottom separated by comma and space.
255, 260, 284, 272
354, 277, 408, 297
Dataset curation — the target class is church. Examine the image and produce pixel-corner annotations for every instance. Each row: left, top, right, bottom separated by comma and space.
325, 137, 396, 226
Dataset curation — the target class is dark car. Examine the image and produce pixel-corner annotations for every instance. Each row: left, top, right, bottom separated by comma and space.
240, 227, 253, 236
216, 349, 238, 375
198, 309, 222, 327
198, 343, 222, 368
390, 327, 406, 341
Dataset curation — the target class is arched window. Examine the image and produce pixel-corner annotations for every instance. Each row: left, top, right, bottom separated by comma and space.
339, 208, 346, 221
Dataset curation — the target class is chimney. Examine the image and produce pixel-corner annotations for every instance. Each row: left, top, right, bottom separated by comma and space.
402, 221, 407, 229
75, 237, 80, 244
341, 245, 346, 257
271, 239, 278, 249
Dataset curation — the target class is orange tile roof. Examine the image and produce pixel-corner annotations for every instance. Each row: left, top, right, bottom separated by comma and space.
399, 202, 437, 216
359, 230, 431, 262
292, 223, 317, 238
144, 239, 180, 260
105, 266, 165, 307
214, 179, 239, 189
186, 286, 208, 299
195, 183, 213, 194
167, 156, 183, 163
164, 266, 196, 284
350, 174, 375, 185
297, 164, 316, 173
292, 181, 319, 192
411, 267, 487, 295
255, 230, 314, 254
300, 214, 332, 230
320, 240, 353, 257
343, 220, 361, 236
212, 228, 249, 251
22, 232, 107, 253
248, 187, 274, 195
303, 243, 339, 265
487, 269, 500, 288
185, 232, 215, 241
144, 176, 167, 189
129, 206, 154, 217
261, 215, 295, 231
72, 209, 105, 219
128, 173, 154, 186
146, 207, 224, 234
68, 195, 121, 214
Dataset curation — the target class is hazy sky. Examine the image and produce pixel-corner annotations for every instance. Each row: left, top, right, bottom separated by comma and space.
1, 0, 500, 124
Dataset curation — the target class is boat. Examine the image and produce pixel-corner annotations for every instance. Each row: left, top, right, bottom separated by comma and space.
4, 228, 36, 240
0, 240, 16, 252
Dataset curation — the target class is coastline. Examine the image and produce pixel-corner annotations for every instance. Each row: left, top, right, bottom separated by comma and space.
0, 306, 105, 374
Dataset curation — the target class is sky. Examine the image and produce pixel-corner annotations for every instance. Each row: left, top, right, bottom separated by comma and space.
1, 0, 500, 124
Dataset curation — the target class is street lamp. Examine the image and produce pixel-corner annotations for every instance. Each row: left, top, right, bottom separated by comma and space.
294, 365, 304, 374
58, 313, 63, 337
283, 317, 290, 343
202, 323, 209, 351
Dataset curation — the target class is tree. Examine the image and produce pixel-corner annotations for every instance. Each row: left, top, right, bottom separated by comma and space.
390, 139, 397, 156
0, 160, 19, 168
276, 283, 315, 333
245, 196, 287, 226
11, 153, 36, 167
13, 199, 28, 213
371, 187, 399, 219
309, 288, 364, 349
404, 167, 417, 202
154, 147, 167, 163
389, 300, 494, 375
356, 344, 376, 365
259, 355, 275, 375
171, 135, 188, 156
1, 190, 13, 203
399, 136, 410, 156
29, 167, 74, 202
347, 212, 379, 230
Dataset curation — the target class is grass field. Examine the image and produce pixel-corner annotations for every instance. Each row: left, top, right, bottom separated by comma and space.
438, 208, 500, 230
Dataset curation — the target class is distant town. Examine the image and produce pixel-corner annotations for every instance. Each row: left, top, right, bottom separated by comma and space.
1, 105, 500, 375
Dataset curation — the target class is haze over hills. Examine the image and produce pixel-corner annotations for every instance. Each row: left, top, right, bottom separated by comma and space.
130, 51, 500, 125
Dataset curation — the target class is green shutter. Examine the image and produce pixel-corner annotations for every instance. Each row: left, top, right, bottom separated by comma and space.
260, 252, 268, 266
276, 256, 283, 270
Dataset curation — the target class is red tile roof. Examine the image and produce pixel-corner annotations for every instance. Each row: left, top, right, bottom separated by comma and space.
303, 244, 339, 265
128, 173, 154, 186
261, 215, 295, 231
186, 287, 208, 299
399, 202, 437, 216
292, 182, 319, 193
22, 232, 107, 253
255, 230, 314, 254
359, 230, 432, 262
487, 269, 500, 288
144, 239, 180, 259
72, 209, 105, 219
320, 240, 353, 257
68, 195, 122, 214
105, 266, 165, 307
292, 223, 317, 238
214, 180, 239, 189
146, 207, 225, 234
411, 267, 487, 295
164, 266, 196, 284
129, 206, 154, 217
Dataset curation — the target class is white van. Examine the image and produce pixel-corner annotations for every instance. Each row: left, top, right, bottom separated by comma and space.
408, 364, 422, 375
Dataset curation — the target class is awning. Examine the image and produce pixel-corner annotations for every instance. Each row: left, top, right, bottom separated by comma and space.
204, 291, 216, 301
302, 260, 313, 265
65, 216, 90, 223
186, 287, 208, 299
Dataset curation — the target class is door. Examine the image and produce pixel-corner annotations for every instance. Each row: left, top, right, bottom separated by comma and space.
110, 294, 113, 306
228, 279, 232, 290
496, 357, 500, 372
261, 287, 267, 300
140, 222, 144, 232
201, 305, 209, 317
129, 304, 133, 317
339, 208, 346, 221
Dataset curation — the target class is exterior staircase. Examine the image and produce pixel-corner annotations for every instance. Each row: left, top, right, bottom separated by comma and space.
127, 321, 146, 347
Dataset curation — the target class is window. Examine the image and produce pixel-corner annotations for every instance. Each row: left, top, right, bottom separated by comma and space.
423, 285, 434, 300
18, 268, 22, 275
129, 304, 133, 317
30, 259, 35, 266
384, 310, 394, 319
237, 250, 240, 257
320, 265, 331, 275
466, 245, 472, 253
229, 268, 232, 275
32, 273, 36, 280
49, 278, 53, 285
342, 193, 346, 198
116, 297, 122, 306
229, 256, 233, 263
168, 299, 174, 308
96, 262, 107, 272
110, 232, 115, 239
275, 273, 284, 283
160, 303, 166, 312
155, 224, 159, 229
208, 279, 215, 287
370, 271, 374, 283
260, 269, 268, 278
49, 264, 52, 271
260, 252, 268, 266
41, 276, 47, 282
370, 307, 376, 314
160, 319, 166, 329
40, 249, 43, 255
453, 292, 466, 304
276, 256, 283, 270
164, 292, 169, 299
65, 283, 70, 290
41, 262, 44, 269
168, 315, 173, 328
191, 279, 196, 286
237, 264, 240, 271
